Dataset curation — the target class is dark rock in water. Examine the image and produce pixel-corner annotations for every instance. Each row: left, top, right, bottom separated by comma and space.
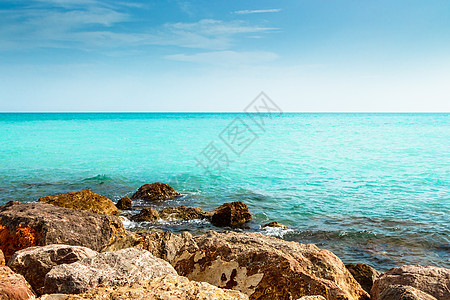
262, 221, 289, 229
131, 182, 180, 201
0, 265, 35, 300
130, 208, 160, 222
371, 265, 450, 300
0, 250, 4, 266
345, 263, 380, 294
207, 201, 252, 227
8, 244, 97, 295
39, 190, 119, 215
0, 201, 126, 261
116, 196, 132, 210
160, 206, 206, 220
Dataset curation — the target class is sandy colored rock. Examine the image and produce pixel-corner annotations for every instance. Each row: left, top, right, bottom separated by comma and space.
0, 201, 125, 261
160, 205, 206, 220
39, 190, 118, 215
377, 285, 438, 300
100, 230, 142, 252
0, 250, 4, 266
115, 196, 132, 210
262, 221, 289, 229
208, 201, 252, 227
346, 263, 380, 294
0, 265, 35, 300
131, 182, 180, 201
130, 208, 160, 222
43, 248, 176, 294
8, 244, 97, 295
297, 296, 327, 300
141, 231, 197, 262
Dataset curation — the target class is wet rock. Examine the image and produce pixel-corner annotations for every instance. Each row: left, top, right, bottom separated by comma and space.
346, 263, 380, 294
0, 265, 35, 300
172, 230, 369, 300
160, 205, 206, 220
0, 201, 126, 261
141, 231, 197, 262
130, 208, 160, 222
8, 244, 97, 295
115, 196, 132, 210
262, 221, 289, 229
131, 182, 180, 201
43, 248, 176, 294
0, 250, 4, 266
208, 201, 252, 227
371, 265, 450, 300
39, 190, 119, 215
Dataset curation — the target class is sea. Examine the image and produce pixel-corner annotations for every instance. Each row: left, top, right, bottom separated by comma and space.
0, 112, 448, 271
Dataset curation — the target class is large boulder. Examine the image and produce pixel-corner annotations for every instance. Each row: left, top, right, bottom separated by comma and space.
8, 245, 97, 295
371, 265, 450, 300
130, 208, 160, 222
0, 201, 126, 261
43, 248, 176, 294
39, 190, 119, 215
160, 205, 206, 220
208, 201, 252, 227
0, 266, 35, 300
115, 196, 132, 210
171, 231, 369, 300
346, 263, 380, 294
131, 182, 180, 201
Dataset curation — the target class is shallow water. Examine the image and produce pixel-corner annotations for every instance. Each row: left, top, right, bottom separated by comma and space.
0, 112, 449, 271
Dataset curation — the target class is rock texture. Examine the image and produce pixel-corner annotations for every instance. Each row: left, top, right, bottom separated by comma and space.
208, 202, 252, 227
262, 221, 289, 229
376, 285, 437, 300
371, 265, 450, 300
346, 263, 380, 294
160, 205, 206, 220
0, 250, 4, 266
297, 296, 327, 300
115, 196, 132, 210
0, 201, 126, 261
0, 266, 35, 300
39, 190, 118, 215
171, 231, 369, 300
141, 231, 197, 262
8, 244, 97, 295
131, 182, 180, 201
130, 208, 160, 222
43, 248, 176, 294
100, 230, 142, 252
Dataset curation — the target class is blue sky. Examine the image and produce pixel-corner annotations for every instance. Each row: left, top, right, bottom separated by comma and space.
0, 0, 449, 111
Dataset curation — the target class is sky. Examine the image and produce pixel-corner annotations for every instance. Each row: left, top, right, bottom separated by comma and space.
0, 0, 449, 112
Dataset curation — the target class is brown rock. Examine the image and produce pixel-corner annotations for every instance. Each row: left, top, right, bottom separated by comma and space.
141, 231, 197, 262
160, 205, 206, 220
262, 221, 289, 229
346, 263, 380, 294
172, 230, 369, 300
0, 201, 126, 261
39, 190, 119, 215
297, 296, 327, 300
378, 285, 437, 300
0, 250, 4, 266
371, 265, 450, 300
100, 230, 143, 252
43, 248, 177, 294
208, 201, 252, 227
115, 196, 132, 210
0, 265, 35, 300
130, 208, 160, 222
131, 182, 180, 201
8, 244, 97, 295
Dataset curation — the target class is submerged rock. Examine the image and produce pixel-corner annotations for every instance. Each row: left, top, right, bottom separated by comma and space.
262, 221, 289, 229
130, 208, 160, 222
115, 196, 132, 210
131, 182, 180, 201
160, 205, 206, 220
0, 265, 35, 300
39, 190, 119, 215
208, 201, 252, 227
8, 244, 97, 295
43, 248, 176, 294
346, 263, 380, 294
0, 201, 125, 261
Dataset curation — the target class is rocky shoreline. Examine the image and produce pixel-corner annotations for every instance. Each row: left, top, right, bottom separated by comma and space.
0, 183, 449, 299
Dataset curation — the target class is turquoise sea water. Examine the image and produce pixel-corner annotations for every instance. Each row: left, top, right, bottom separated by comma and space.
0, 113, 449, 271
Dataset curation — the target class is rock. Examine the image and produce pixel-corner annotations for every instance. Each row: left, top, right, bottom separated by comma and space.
0, 266, 35, 300
160, 205, 206, 220
262, 221, 289, 229
377, 285, 437, 300
115, 196, 132, 210
172, 231, 369, 300
100, 230, 143, 252
141, 231, 197, 262
43, 248, 176, 294
346, 263, 380, 294
8, 245, 97, 295
371, 265, 450, 300
131, 182, 180, 201
208, 201, 252, 227
297, 296, 327, 300
130, 208, 160, 222
39, 190, 119, 215
0, 250, 4, 266
0, 201, 126, 261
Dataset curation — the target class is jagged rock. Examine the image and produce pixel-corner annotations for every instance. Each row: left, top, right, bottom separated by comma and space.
130, 208, 160, 222
172, 231, 369, 300
208, 201, 252, 227
371, 265, 450, 300
100, 230, 142, 252
43, 248, 176, 294
297, 296, 327, 300
0, 266, 35, 300
141, 231, 197, 262
160, 205, 206, 220
39, 190, 119, 215
262, 221, 289, 229
8, 245, 97, 295
131, 182, 180, 201
115, 196, 132, 210
0, 201, 125, 261
0, 250, 4, 266
346, 263, 380, 294
377, 285, 437, 300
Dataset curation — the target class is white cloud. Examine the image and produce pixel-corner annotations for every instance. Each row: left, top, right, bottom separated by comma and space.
165, 50, 279, 65
234, 9, 282, 15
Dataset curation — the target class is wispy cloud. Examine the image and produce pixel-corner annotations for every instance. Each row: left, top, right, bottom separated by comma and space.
165, 51, 278, 65
234, 8, 282, 15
